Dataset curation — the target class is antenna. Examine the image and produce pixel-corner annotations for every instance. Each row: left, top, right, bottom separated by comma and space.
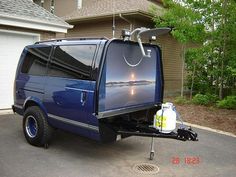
112, 0, 115, 38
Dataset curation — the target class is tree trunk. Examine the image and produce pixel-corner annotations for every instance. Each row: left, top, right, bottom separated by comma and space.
211, 4, 218, 95
190, 63, 196, 100
219, 59, 224, 99
181, 44, 186, 97
219, 0, 227, 99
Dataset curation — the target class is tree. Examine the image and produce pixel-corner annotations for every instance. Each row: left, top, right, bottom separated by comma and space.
151, 0, 236, 98
185, 48, 204, 99
189, 0, 236, 98
150, 0, 205, 97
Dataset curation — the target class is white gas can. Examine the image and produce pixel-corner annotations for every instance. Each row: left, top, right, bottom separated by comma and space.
154, 102, 176, 133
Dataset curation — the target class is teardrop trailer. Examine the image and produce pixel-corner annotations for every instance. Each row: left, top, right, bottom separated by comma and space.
12, 28, 198, 160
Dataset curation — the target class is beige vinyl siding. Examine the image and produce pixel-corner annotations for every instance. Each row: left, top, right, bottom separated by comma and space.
158, 34, 183, 96
54, 0, 77, 17
65, 19, 183, 96
42, 0, 51, 12
66, 19, 131, 38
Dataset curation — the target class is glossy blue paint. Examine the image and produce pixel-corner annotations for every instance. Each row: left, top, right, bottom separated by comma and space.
15, 74, 47, 115
154, 46, 163, 103
24, 96, 48, 115
13, 38, 163, 142
13, 39, 106, 141
44, 76, 98, 139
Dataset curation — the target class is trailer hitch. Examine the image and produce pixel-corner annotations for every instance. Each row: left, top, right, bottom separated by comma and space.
117, 126, 198, 160
117, 127, 198, 141
177, 127, 198, 141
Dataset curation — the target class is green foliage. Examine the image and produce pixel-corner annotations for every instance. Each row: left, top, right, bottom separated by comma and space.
174, 96, 189, 104
192, 94, 210, 105
151, 0, 236, 98
205, 93, 219, 104
192, 93, 219, 105
150, 0, 205, 44
216, 96, 236, 109
150, 0, 206, 96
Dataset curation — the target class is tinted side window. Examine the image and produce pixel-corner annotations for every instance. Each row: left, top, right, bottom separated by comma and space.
21, 47, 51, 76
49, 45, 96, 80
91, 45, 103, 80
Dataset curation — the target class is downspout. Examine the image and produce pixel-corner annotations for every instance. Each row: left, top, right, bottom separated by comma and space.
119, 14, 133, 32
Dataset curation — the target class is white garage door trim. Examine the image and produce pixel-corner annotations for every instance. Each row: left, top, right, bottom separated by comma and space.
0, 29, 40, 110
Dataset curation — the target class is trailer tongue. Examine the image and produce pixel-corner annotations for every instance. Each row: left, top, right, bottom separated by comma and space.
114, 102, 198, 160
117, 102, 197, 141
116, 104, 198, 160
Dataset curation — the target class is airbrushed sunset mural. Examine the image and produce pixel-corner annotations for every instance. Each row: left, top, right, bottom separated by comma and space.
99, 41, 158, 112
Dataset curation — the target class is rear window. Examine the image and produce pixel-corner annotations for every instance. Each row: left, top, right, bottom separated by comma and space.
48, 45, 96, 80
21, 47, 51, 76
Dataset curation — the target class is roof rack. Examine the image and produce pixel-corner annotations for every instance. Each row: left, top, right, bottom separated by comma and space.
35, 37, 109, 44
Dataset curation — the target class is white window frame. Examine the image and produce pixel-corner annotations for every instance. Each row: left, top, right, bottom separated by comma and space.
77, 0, 82, 9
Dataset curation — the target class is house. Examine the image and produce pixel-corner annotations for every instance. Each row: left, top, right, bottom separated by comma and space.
0, 0, 72, 109
37, 0, 184, 97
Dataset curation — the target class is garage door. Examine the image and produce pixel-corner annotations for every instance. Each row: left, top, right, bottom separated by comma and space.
0, 30, 39, 109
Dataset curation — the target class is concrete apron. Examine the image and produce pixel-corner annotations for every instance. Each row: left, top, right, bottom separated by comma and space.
0, 109, 13, 115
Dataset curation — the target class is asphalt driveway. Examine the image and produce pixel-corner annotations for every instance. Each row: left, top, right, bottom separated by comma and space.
0, 114, 235, 177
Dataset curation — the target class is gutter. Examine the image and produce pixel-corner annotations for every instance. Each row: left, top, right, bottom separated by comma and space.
65, 10, 154, 23
0, 13, 73, 33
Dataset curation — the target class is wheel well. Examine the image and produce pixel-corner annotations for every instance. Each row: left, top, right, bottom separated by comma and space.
24, 101, 39, 111
24, 101, 48, 119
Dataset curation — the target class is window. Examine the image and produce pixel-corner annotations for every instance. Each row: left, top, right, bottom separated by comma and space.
77, 0, 82, 9
50, 0, 55, 14
21, 47, 51, 76
48, 45, 96, 80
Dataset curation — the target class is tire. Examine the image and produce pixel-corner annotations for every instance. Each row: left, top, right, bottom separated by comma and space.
23, 106, 53, 147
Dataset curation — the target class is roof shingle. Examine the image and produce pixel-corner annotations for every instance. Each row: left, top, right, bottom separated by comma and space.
0, 0, 69, 27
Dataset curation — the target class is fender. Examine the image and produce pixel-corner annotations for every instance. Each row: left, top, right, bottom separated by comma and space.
23, 96, 48, 118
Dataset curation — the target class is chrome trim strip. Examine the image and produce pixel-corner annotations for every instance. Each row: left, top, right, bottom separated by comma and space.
65, 87, 94, 93
48, 114, 99, 132
14, 104, 23, 109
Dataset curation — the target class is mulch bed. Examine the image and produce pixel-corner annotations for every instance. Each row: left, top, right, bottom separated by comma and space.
175, 104, 236, 135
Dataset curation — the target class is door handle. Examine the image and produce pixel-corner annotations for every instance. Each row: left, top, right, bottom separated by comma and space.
80, 91, 87, 106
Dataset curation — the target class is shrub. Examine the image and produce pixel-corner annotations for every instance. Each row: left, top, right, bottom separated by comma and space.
216, 96, 236, 109
205, 93, 219, 104
174, 96, 189, 104
192, 93, 219, 105
192, 94, 210, 105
